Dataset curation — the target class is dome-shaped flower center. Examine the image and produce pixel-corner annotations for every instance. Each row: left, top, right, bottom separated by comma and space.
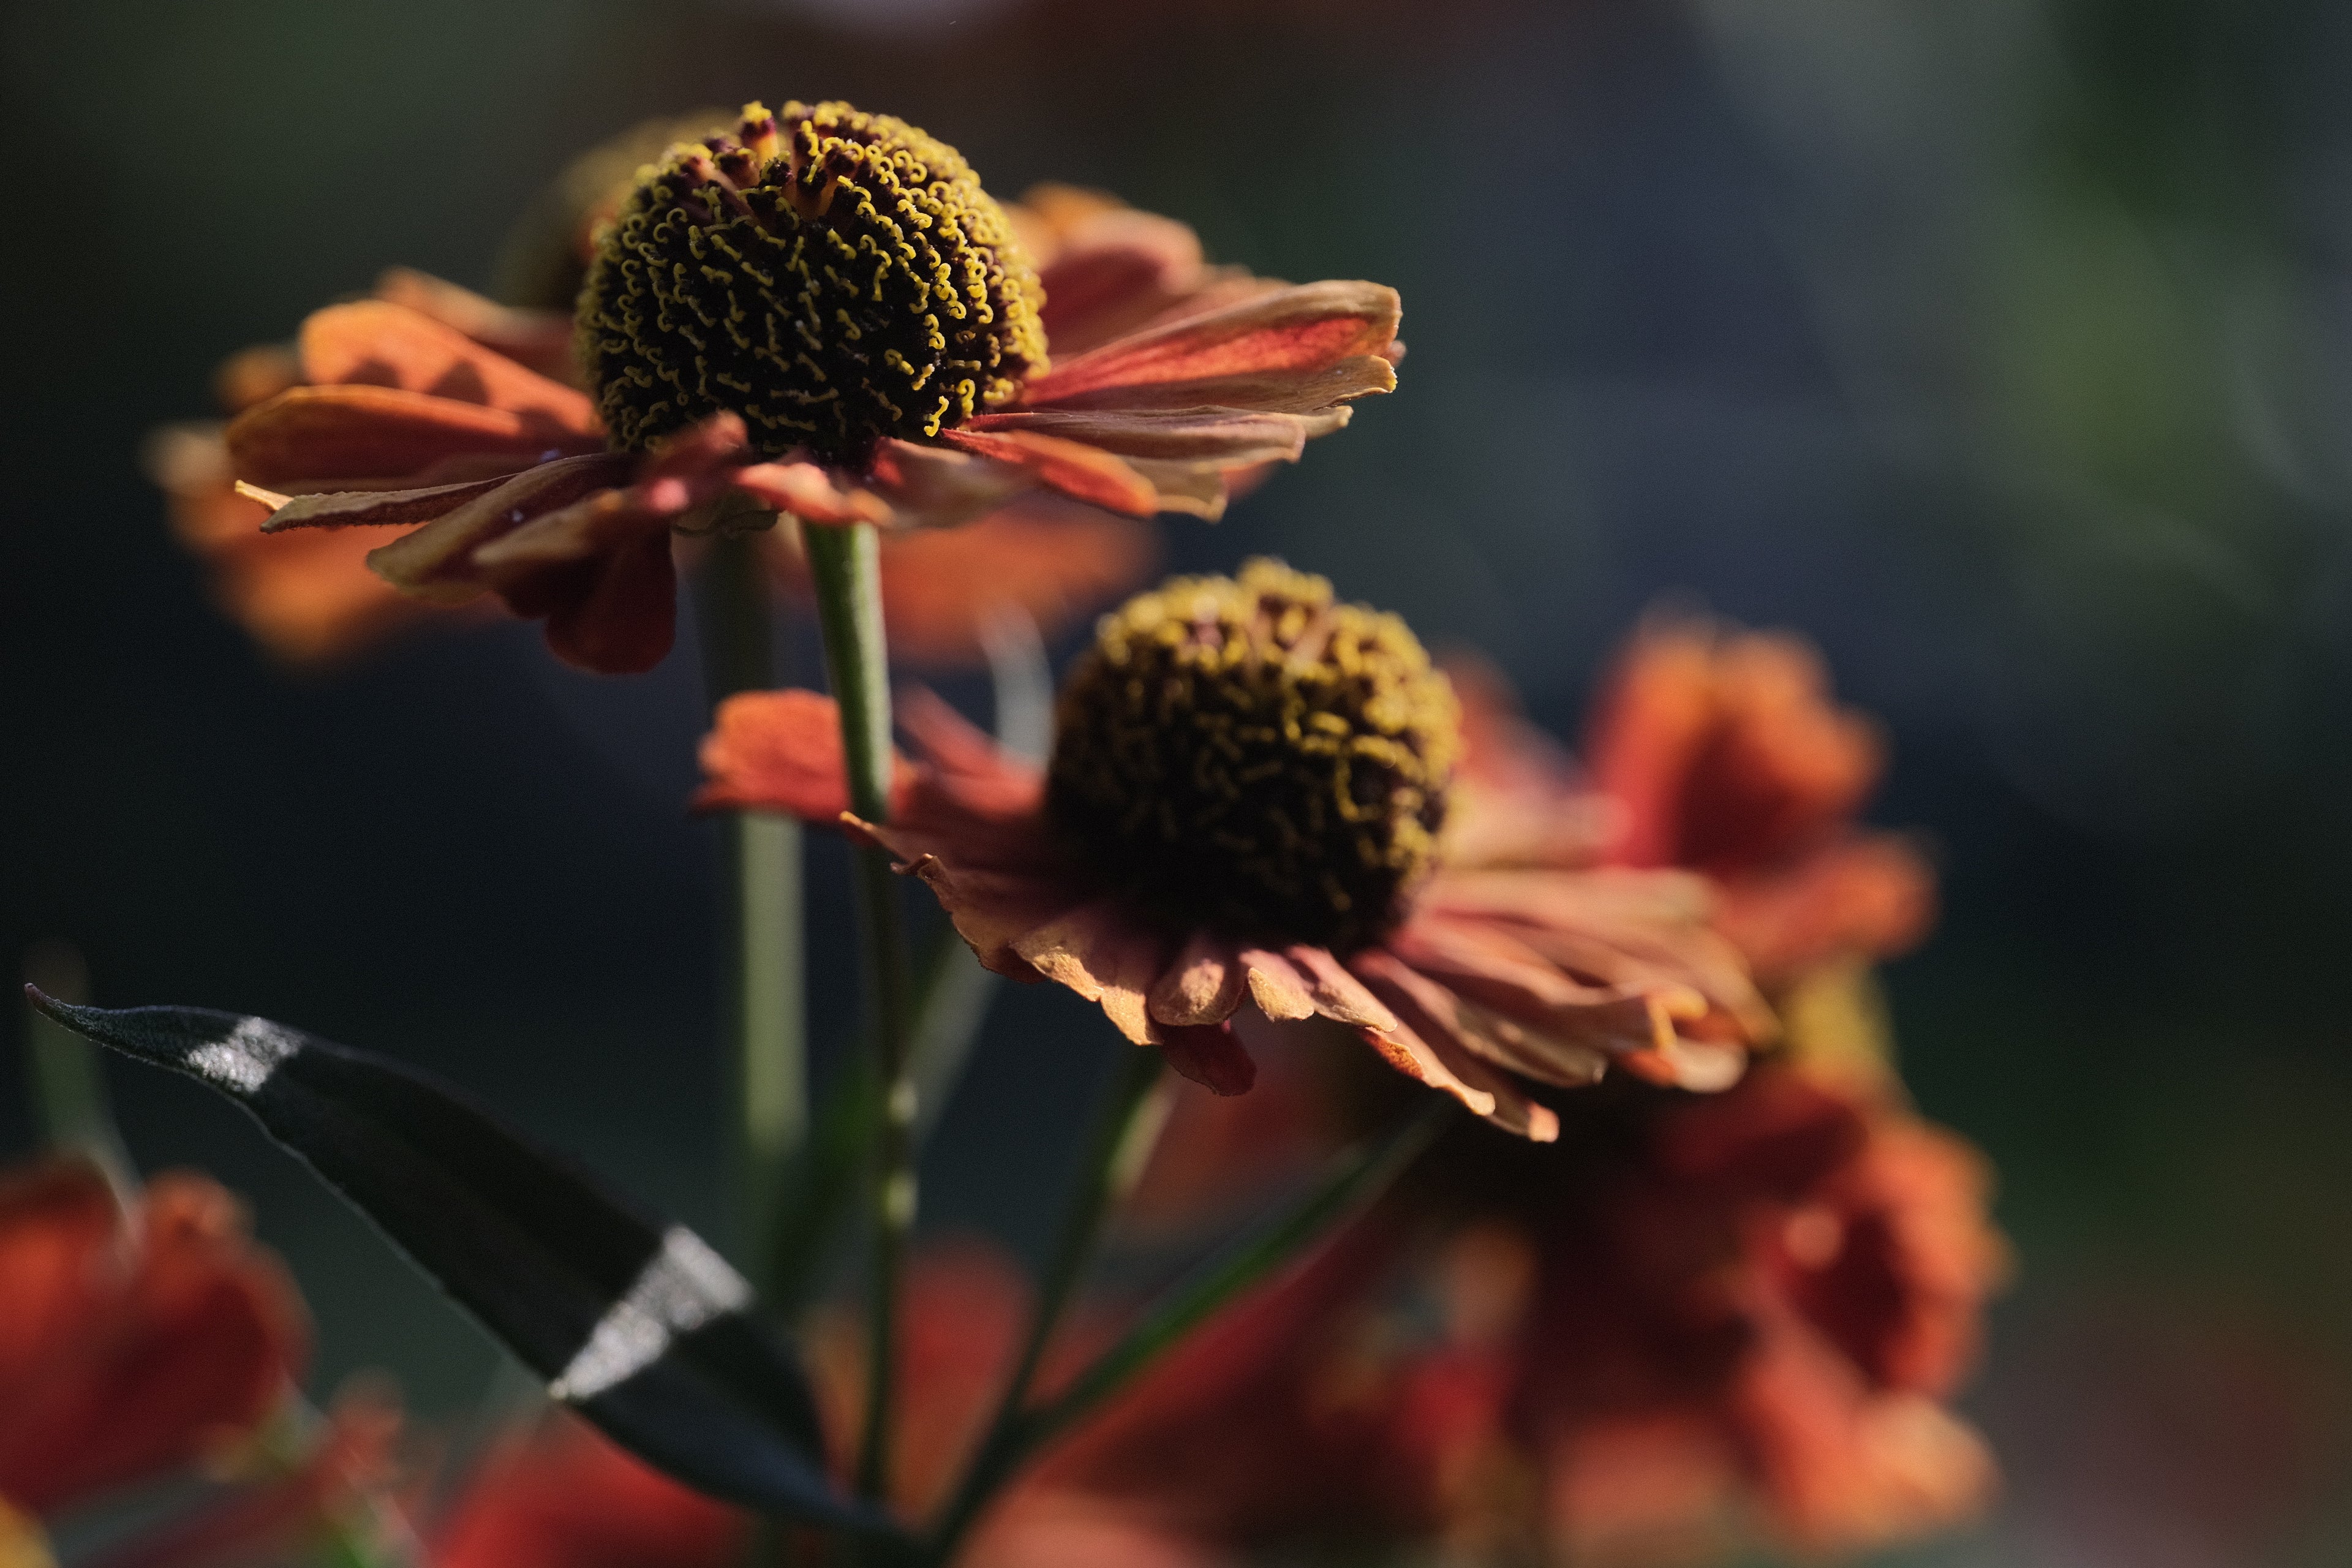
577, 101, 1047, 466
1047, 560, 1461, 955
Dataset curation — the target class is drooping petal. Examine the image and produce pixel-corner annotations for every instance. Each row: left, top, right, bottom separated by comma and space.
532, 527, 680, 676
865, 439, 1041, 533
298, 300, 597, 430
228, 384, 600, 488
1019, 281, 1401, 405
364, 453, 634, 603
1156, 1025, 1256, 1096
730, 462, 891, 527
1238, 949, 1318, 1022
1022, 356, 1397, 420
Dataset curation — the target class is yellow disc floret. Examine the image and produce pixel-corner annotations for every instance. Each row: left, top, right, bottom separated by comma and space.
1048, 560, 1462, 954
576, 101, 1047, 464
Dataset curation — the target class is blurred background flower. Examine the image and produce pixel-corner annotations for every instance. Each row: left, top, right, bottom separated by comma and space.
7, 0, 2352, 1562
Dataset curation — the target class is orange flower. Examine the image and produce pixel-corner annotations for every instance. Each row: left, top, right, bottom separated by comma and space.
699, 563, 1771, 1139
226, 103, 1400, 673
0, 1157, 309, 1516
1582, 615, 1936, 983
429, 1414, 743, 1568
1495, 1066, 2008, 1561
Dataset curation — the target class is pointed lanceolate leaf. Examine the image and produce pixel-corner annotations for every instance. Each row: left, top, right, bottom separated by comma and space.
26, 990, 884, 1534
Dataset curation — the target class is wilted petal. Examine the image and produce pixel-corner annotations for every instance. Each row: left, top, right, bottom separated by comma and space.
255, 473, 522, 532
1147, 932, 1246, 1027
364, 453, 633, 603
866, 439, 1039, 532
1014, 902, 1170, 1046
731, 463, 891, 526
1025, 356, 1396, 420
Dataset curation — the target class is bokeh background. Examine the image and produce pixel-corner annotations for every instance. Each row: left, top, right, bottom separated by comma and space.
6, 1, 2352, 1562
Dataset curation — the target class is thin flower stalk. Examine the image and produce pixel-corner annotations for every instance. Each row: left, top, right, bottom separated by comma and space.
929, 1047, 1164, 1560
804, 522, 916, 1507
924, 1099, 1452, 1564
696, 534, 807, 1292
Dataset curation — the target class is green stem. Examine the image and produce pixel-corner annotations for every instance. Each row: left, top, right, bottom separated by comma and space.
699, 532, 807, 1294
926, 1049, 1164, 1557
804, 522, 915, 1508
925, 1099, 1451, 1562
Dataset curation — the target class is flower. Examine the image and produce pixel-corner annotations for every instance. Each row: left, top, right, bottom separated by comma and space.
1499, 1065, 2010, 1561
226, 102, 1401, 673
1582, 614, 1935, 984
429, 1414, 742, 1568
698, 561, 1771, 1138
0, 1156, 309, 1518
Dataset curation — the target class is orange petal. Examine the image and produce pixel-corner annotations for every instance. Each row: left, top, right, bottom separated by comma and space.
731, 462, 892, 526
933, 428, 1161, 517
371, 267, 579, 388
695, 689, 913, 820
1147, 932, 1246, 1027
866, 439, 1040, 532
1156, 1024, 1256, 1096
870, 846, 1087, 981
1359, 943, 1605, 1091
1346, 952, 1559, 1142
228, 384, 599, 488
1022, 281, 1401, 404
299, 300, 595, 429
1282, 944, 1401, 1032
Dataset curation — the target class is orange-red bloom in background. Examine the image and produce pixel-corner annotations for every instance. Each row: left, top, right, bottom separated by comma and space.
220, 104, 1399, 673
430, 1414, 742, 1568
0, 1157, 307, 1518
1583, 615, 1935, 984
1500, 1066, 2008, 1561
698, 565, 1772, 1138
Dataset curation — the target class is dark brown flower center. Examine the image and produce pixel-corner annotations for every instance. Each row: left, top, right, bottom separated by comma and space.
576, 101, 1047, 466
1047, 560, 1461, 955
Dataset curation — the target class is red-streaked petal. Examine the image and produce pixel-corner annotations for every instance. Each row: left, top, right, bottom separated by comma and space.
1022, 356, 1397, 419
933, 428, 1161, 518
962, 408, 1315, 465
1156, 1025, 1256, 1096
1358, 944, 1605, 1090
1022, 281, 1401, 404
228, 384, 600, 488
298, 300, 595, 430
254, 473, 521, 532
695, 689, 914, 820
1147, 932, 1247, 1027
